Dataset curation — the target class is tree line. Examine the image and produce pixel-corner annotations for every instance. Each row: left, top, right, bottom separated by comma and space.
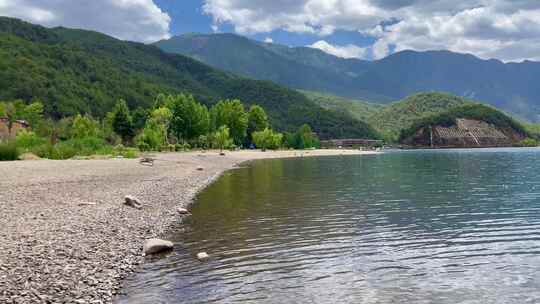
0, 94, 320, 160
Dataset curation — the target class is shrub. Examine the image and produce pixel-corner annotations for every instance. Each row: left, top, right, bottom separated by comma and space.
16, 130, 46, 151
33, 142, 77, 160
212, 126, 233, 152
0, 140, 20, 161
252, 128, 283, 151
174, 143, 191, 151
519, 138, 538, 147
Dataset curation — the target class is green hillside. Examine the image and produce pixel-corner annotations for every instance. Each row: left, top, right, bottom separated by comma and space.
300, 90, 383, 122
0, 17, 379, 140
156, 33, 540, 122
369, 92, 472, 141
399, 103, 529, 142
155, 33, 393, 103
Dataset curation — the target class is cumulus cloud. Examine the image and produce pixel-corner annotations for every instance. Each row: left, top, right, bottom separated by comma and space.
0, 0, 171, 43
309, 40, 367, 59
203, 0, 540, 61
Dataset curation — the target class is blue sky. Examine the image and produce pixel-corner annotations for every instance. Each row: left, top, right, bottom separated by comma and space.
154, 0, 375, 50
2, 0, 540, 62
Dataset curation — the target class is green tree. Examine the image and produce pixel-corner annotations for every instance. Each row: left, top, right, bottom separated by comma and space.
111, 99, 134, 143
72, 115, 100, 139
136, 119, 165, 151
247, 105, 269, 144
212, 125, 232, 153
21, 101, 44, 129
252, 128, 283, 151
170, 94, 210, 142
132, 107, 149, 131
286, 124, 319, 149
3, 102, 16, 134
151, 107, 172, 144
210, 99, 248, 146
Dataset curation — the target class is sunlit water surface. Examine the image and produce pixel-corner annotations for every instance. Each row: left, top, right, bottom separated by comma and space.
117, 148, 540, 304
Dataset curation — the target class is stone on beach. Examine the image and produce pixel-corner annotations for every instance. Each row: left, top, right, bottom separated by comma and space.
143, 239, 174, 255
177, 207, 191, 215
124, 195, 142, 209
197, 252, 210, 261
196, 166, 204, 171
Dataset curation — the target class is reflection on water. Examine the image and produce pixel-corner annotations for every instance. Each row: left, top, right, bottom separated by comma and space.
117, 148, 540, 304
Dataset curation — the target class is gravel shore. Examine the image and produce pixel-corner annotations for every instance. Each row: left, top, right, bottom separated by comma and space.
0, 150, 375, 304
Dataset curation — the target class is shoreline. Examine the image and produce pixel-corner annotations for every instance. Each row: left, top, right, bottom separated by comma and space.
0, 149, 377, 304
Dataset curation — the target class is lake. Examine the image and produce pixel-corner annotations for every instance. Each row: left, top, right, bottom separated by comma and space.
117, 148, 540, 304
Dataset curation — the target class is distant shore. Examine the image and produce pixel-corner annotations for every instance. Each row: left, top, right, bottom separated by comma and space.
0, 149, 378, 304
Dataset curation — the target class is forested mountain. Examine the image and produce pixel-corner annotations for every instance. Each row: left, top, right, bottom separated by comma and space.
369, 93, 473, 141
0, 17, 379, 140
156, 33, 540, 122
154, 33, 392, 103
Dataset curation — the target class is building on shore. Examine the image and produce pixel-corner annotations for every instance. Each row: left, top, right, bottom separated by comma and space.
0, 118, 29, 140
321, 138, 383, 149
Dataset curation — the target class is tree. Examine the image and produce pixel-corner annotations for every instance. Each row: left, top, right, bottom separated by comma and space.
135, 107, 173, 151
132, 107, 149, 131
212, 125, 232, 153
151, 107, 172, 144
111, 99, 134, 143
0, 100, 44, 132
3, 102, 16, 134
247, 105, 269, 145
252, 128, 283, 151
20, 101, 44, 129
136, 119, 165, 151
286, 124, 319, 149
170, 94, 210, 142
210, 99, 248, 146
72, 114, 100, 139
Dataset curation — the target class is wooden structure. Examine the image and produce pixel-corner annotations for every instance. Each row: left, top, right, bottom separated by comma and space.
0, 118, 29, 140
321, 138, 383, 149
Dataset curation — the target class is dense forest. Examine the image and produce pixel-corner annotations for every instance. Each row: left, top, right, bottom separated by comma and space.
0, 17, 378, 140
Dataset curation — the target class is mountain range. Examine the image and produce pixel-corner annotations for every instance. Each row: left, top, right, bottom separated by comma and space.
155, 33, 540, 122
0, 17, 378, 140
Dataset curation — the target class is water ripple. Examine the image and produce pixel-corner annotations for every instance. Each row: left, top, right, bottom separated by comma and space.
117, 149, 540, 304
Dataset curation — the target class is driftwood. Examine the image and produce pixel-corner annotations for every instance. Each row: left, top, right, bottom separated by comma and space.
139, 157, 154, 166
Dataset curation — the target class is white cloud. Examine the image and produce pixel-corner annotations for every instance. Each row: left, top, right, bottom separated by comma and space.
0, 0, 171, 43
264, 37, 274, 43
202, 0, 540, 61
309, 40, 367, 59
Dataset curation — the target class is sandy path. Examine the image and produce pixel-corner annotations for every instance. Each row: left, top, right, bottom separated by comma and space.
0, 150, 375, 304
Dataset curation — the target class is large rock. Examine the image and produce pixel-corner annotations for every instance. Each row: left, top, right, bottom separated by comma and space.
143, 239, 174, 255
197, 252, 210, 261
124, 195, 142, 209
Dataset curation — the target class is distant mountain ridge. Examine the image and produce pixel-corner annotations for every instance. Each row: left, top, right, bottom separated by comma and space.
155, 33, 540, 122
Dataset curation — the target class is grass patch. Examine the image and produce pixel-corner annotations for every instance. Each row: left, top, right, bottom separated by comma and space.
0, 141, 20, 161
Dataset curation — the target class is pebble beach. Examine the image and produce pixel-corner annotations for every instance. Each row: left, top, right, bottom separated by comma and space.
0, 150, 375, 304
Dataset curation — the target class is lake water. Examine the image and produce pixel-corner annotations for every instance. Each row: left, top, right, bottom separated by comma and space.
117, 148, 540, 304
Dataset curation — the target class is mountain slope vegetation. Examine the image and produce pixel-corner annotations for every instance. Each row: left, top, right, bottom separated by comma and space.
300, 90, 383, 122
154, 33, 393, 103
0, 17, 379, 140
156, 33, 540, 121
368, 93, 473, 141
